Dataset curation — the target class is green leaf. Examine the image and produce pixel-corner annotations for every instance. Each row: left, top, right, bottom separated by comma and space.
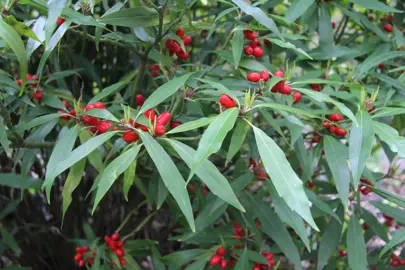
286, 0, 315, 23
248, 194, 303, 270
252, 125, 318, 231
198, 78, 238, 100
138, 132, 195, 231
84, 109, 119, 122
45, 69, 82, 83
43, 126, 81, 202
123, 157, 137, 201
349, 110, 374, 189
380, 229, 405, 257
373, 121, 405, 158
79, 130, 105, 172
166, 139, 245, 211
354, 51, 405, 78
188, 108, 239, 181
293, 88, 358, 125
93, 144, 142, 213
361, 207, 388, 243
364, 185, 405, 208
61, 7, 104, 27
318, 5, 333, 45
26, 16, 46, 57
0, 123, 9, 152
348, 0, 403, 13
226, 119, 250, 165
370, 201, 405, 225
0, 19, 28, 95
254, 102, 319, 119
62, 158, 86, 222
161, 249, 207, 267
232, 30, 244, 69
3, 15, 41, 42
231, 0, 283, 40
138, 73, 193, 115
185, 260, 208, 270
89, 81, 127, 103
267, 180, 310, 251
372, 107, 405, 118
98, 7, 162, 27
0, 200, 19, 220
0, 173, 42, 189
305, 189, 341, 224
317, 206, 344, 270
1, 227, 20, 253
235, 248, 249, 270
323, 136, 350, 208
157, 177, 169, 209
347, 215, 368, 270
268, 38, 312, 59
166, 117, 215, 134
44, 0, 68, 46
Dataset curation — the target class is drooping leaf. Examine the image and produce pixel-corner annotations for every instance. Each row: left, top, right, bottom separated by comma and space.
370, 201, 405, 225
226, 119, 250, 165
79, 130, 105, 172
45, 69, 82, 84
232, 30, 244, 69
349, 110, 374, 189
166, 139, 244, 211
364, 185, 405, 208
160, 249, 207, 267
1, 227, 20, 253
138, 132, 195, 231
361, 207, 388, 243
347, 215, 368, 270
372, 107, 405, 118
93, 144, 142, 213
3, 15, 40, 42
323, 135, 350, 208
252, 125, 318, 231
354, 51, 405, 78
318, 4, 333, 45
254, 102, 319, 119
0, 174, 42, 189
123, 157, 137, 201
62, 158, 86, 222
198, 78, 238, 100
44, 0, 68, 46
267, 38, 312, 59
188, 108, 239, 181
0, 122, 9, 152
166, 117, 215, 134
84, 109, 119, 122
98, 7, 163, 27
373, 121, 405, 158
305, 189, 341, 223
26, 16, 46, 57
89, 81, 127, 103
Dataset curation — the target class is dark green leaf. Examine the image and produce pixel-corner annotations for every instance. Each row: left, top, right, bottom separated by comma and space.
123, 158, 137, 201
286, 0, 315, 23
0, 122, 9, 152
166, 117, 215, 134
235, 248, 249, 270
372, 108, 405, 118
254, 102, 319, 119
226, 119, 250, 165
361, 207, 388, 243
370, 201, 405, 225
1, 227, 20, 253
373, 121, 405, 158
380, 229, 405, 257
198, 78, 238, 100
305, 189, 341, 223
232, 30, 244, 69
89, 81, 127, 103
354, 51, 405, 78
161, 249, 207, 267
0, 173, 42, 189
318, 5, 333, 45
45, 69, 82, 83
98, 7, 162, 27
268, 38, 312, 59
365, 185, 405, 208
79, 130, 104, 172
347, 215, 368, 270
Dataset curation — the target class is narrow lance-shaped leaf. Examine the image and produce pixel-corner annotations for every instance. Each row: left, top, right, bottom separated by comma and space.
93, 144, 142, 213
317, 206, 344, 270
323, 135, 350, 208
198, 78, 237, 100
305, 189, 341, 223
232, 30, 244, 69
347, 215, 368, 270
123, 157, 137, 201
43, 125, 81, 202
79, 130, 105, 172
139, 132, 195, 231
0, 123, 9, 152
226, 119, 250, 165
349, 110, 374, 189
89, 81, 127, 103
361, 207, 389, 243
166, 139, 245, 212
252, 125, 319, 231
364, 184, 405, 208
188, 108, 239, 181
373, 121, 405, 158
84, 109, 119, 122
44, 0, 68, 46
62, 158, 86, 223
138, 73, 193, 115
166, 117, 215, 135
380, 229, 405, 257
286, 0, 315, 23
318, 4, 333, 45
235, 248, 249, 270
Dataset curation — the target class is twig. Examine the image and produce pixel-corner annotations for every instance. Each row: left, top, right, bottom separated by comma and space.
122, 211, 157, 241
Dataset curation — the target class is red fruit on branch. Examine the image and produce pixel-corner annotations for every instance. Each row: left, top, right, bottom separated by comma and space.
250, 39, 261, 48
16, 78, 22, 86
273, 70, 284, 78
188, 185, 195, 193
334, 127, 347, 137
62, 100, 69, 109
261, 70, 270, 81
157, 112, 171, 126
119, 258, 126, 266
244, 46, 253, 55
323, 121, 330, 127
93, 102, 105, 109
292, 92, 302, 103
74, 253, 83, 261
96, 121, 113, 134
328, 113, 344, 122
82, 115, 98, 126
243, 30, 257, 40
378, 63, 385, 69
253, 46, 264, 57
328, 126, 337, 134
177, 51, 189, 59
383, 24, 393, 32
144, 109, 155, 121
219, 259, 228, 269
279, 84, 292, 95
311, 84, 320, 91
216, 246, 226, 256
58, 110, 71, 120
176, 28, 185, 38
111, 232, 120, 241
210, 254, 221, 266
56, 17, 65, 26
32, 90, 43, 101
154, 125, 166, 136
78, 260, 85, 267
182, 36, 192, 46
247, 72, 261, 82
219, 94, 236, 108
136, 94, 145, 106
122, 131, 139, 143
339, 250, 347, 257
115, 248, 124, 257
170, 121, 181, 129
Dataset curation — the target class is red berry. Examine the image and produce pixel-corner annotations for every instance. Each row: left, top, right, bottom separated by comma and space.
264, 39, 271, 47
220, 259, 228, 269
292, 92, 302, 104
122, 131, 139, 143
307, 182, 315, 189
117, 241, 124, 248
76, 247, 82, 253
383, 24, 393, 32
104, 236, 111, 243
328, 113, 343, 122
171, 42, 182, 53
188, 185, 195, 193
261, 70, 270, 81
399, 259, 405, 265
332, 21, 336, 29
217, 247, 226, 256
182, 36, 192, 46
85, 104, 95, 111
111, 232, 119, 240
250, 39, 261, 48
339, 250, 347, 257
334, 127, 347, 137
154, 125, 166, 136
311, 84, 320, 91
392, 260, 400, 266
165, 38, 175, 49
210, 254, 221, 266
152, 70, 159, 77
322, 121, 330, 127
74, 253, 83, 261
119, 258, 126, 266
16, 78, 22, 86
26, 73, 32, 81
93, 102, 105, 109
274, 70, 284, 77
78, 260, 85, 267
279, 84, 292, 95
176, 28, 185, 38
244, 46, 253, 55
243, 30, 257, 40
170, 121, 181, 129
219, 94, 236, 108
271, 81, 283, 93
136, 94, 145, 106
328, 126, 336, 133
62, 100, 69, 109
253, 265, 261, 270
82, 115, 98, 126
32, 90, 43, 101
144, 109, 155, 121
378, 63, 385, 69
58, 110, 71, 120
150, 64, 159, 70
157, 112, 171, 126
31, 75, 38, 81
247, 72, 261, 82
82, 246, 89, 252
70, 109, 77, 117
253, 46, 264, 57
176, 50, 189, 59
202, 189, 208, 195
56, 17, 65, 26
115, 248, 124, 257
96, 121, 112, 134
108, 241, 117, 250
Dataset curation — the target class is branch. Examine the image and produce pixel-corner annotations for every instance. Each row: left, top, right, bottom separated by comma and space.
10, 140, 55, 149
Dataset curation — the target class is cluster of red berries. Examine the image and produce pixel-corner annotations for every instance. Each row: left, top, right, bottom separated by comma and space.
322, 113, 347, 137
104, 232, 126, 266
58, 100, 72, 120
391, 253, 405, 267
311, 131, 322, 143
383, 214, 396, 227
358, 178, 373, 195
57, 17, 65, 26
219, 94, 237, 108
249, 158, 268, 181
233, 221, 244, 240
252, 251, 275, 270
149, 64, 160, 77
74, 246, 96, 267
209, 247, 230, 269
247, 70, 270, 83
165, 29, 192, 59
17, 73, 42, 101
243, 30, 266, 58
188, 185, 209, 195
